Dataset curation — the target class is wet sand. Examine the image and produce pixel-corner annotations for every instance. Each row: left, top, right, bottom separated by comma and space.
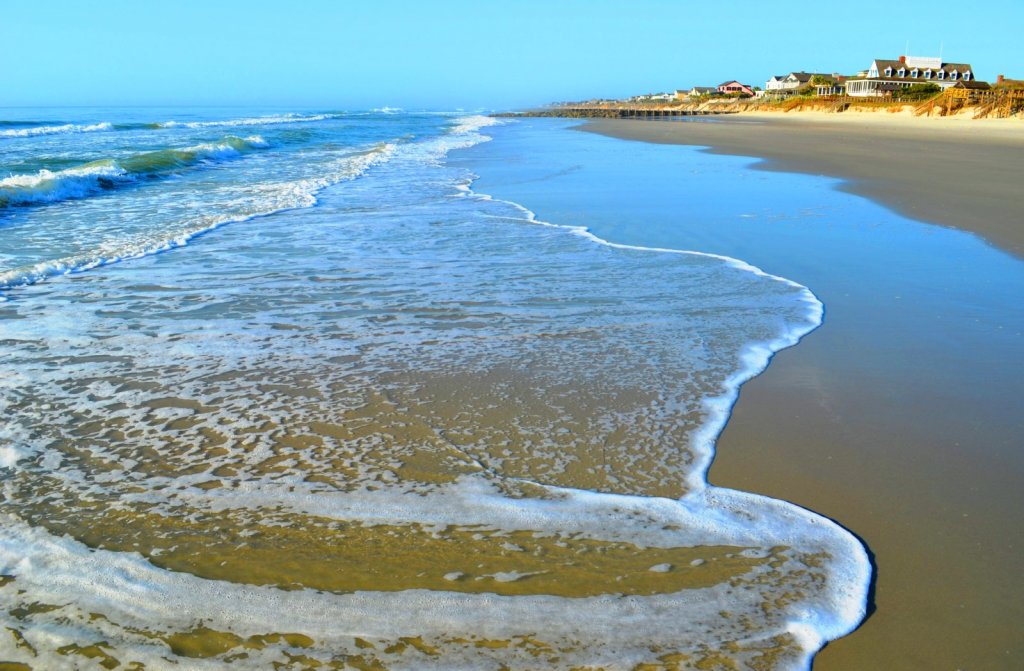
581, 116, 1024, 669
585, 113, 1024, 257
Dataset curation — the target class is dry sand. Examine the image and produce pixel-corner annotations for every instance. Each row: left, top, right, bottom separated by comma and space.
582, 114, 1024, 670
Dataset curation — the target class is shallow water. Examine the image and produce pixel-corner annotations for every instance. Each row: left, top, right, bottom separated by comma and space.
1, 110, 867, 669
464, 117, 1024, 669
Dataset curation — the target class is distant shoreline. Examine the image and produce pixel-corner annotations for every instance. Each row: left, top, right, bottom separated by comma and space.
496, 88, 1024, 121
578, 114, 1024, 258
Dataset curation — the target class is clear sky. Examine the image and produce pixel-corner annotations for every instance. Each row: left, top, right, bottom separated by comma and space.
2, 0, 1022, 109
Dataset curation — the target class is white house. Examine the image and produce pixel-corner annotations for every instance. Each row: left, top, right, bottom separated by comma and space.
686, 86, 717, 98
845, 56, 976, 97
765, 72, 829, 93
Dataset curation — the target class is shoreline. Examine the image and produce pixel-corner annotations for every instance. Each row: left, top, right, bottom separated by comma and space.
580, 113, 1024, 257
577, 116, 1024, 669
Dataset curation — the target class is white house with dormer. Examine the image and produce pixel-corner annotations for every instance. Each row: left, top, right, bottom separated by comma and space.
845, 56, 977, 97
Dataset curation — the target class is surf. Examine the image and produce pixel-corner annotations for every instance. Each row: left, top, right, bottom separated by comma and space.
0, 135, 269, 208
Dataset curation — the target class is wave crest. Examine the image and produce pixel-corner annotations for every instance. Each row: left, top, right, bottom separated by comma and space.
160, 113, 340, 129
0, 135, 269, 208
0, 142, 395, 291
0, 121, 113, 138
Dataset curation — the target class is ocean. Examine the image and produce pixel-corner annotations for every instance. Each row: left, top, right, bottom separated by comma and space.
0, 109, 869, 669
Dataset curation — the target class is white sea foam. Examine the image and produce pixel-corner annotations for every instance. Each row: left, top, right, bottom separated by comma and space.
0, 142, 394, 291
160, 113, 339, 129
440, 122, 869, 661
0, 135, 270, 209
0, 115, 870, 669
0, 161, 128, 206
1, 115, 495, 290
0, 121, 113, 138
453, 159, 825, 496
0, 476, 868, 669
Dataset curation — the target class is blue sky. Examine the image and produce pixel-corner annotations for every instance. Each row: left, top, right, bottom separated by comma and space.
2, 0, 1021, 109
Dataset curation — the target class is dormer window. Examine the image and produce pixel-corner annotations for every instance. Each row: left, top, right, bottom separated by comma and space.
950, 71, 958, 80
937, 71, 945, 80
925, 70, 932, 79
898, 68, 906, 77
885, 67, 893, 76
911, 69, 919, 78
964, 71, 972, 81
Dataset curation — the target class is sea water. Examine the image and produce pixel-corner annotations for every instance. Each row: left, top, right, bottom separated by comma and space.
0, 109, 869, 669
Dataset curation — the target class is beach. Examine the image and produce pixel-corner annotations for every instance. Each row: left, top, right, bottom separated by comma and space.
2, 107, 1020, 669
586, 112, 1024, 257
0, 110, 873, 669
575, 115, 1024, 669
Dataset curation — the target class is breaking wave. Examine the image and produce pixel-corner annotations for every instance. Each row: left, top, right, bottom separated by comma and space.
159, 113, 341, 129
0, 114, 341, 138
0, 121, 113, 138
0, 135, 269, 208
0, 141, 394, 291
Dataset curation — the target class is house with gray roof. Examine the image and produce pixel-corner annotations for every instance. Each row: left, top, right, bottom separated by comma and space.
765, 72, 833, 95
681, 86, 717, 99
845, 56, 979, 97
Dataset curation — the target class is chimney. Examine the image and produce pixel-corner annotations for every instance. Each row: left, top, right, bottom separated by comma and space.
997, 74, 1005, 84
899, 55, 907, 63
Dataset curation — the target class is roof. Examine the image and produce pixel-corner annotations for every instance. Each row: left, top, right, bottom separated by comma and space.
717, 80, 750, 87
847, 76, 942, 85
871, 58, 974, 79
952, 80, 991, 90
786, 72, 829, 83
690, 86, 716, 93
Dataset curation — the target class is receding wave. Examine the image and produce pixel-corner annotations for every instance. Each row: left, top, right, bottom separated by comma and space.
0, 116, 869, 670
0, 121, 113, 138
0, 115, 870, 669
0, 135, 269, 208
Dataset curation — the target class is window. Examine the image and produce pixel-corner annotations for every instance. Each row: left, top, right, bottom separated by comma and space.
964, 71, 972, 81
950, 71, 958, 80
925, 70, 932, 79
885, 67, 893, 76
898, 68, 906, 77
911, 69, 919, 78
938, 71, 945, 80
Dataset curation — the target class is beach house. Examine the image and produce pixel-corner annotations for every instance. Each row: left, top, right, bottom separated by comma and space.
717, 81, 754, 96
764, 72, 833, 95
845, 56, 977, 97
686, 86, 717, 98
